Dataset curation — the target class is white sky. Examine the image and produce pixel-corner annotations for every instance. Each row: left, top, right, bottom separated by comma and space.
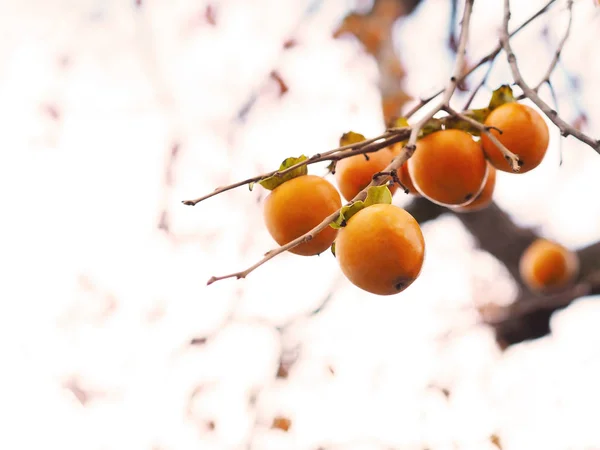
1, 0, 600, 449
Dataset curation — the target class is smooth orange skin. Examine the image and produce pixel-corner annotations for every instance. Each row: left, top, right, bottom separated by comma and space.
335, 149, 398, 201
264, 175, 341, 256
452, 163, 496, 213
335, 204, 425, 295
481, 103, 549, 173
389, 143, 419, 195
408, 129, 487, 206
519, 239, 579, 293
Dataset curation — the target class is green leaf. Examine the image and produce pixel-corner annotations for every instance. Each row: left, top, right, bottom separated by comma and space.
258, 155, 309, 191
419, 118, 444, 138
466, 107, 490, 122
249, 182, 255, 191
339, 131, 366, 147
329, 185, 392, 229
330, 242, 336, 257
444, 108, 490, 136
389, 116, 409, 129
364, 184, 393, 206
488, 85, 515, 111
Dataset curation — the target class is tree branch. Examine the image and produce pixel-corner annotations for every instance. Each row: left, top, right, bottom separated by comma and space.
181, 130, 408, 206
533, 0, 573, 92
403, 0, 557, 117
406, 196, 600, 347
443, 105, 521, 171
501, 0, 600, 153
205, 0, 475, 285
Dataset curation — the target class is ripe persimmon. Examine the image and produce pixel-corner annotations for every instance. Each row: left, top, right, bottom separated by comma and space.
388, 143, 419, 195
481, 102, 549, 173
335, 149, 397, 201
519, 239, 579, 293
264, 175, 341, 256
408, 129, 487, 206
335, 203, 425, 295
452, 163, 496, 212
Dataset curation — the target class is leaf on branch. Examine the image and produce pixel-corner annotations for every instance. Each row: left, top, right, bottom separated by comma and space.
258, 155, 309, 190
339, 131, 366, 146
330, 242, 336, 257
445, 108, 489, 136
488, 85, 515, 111
330, 185, 392, 229
364, 183, 393, 205
388, 116, 410, 129
419, 118, 444, 138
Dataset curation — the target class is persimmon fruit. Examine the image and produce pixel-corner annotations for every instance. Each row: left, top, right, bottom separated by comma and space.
452, 162, 496, 213
481, 102, 549, 173
264, 175, 341, 256
335, 149, 397, 201
335, 203, 425, 295
408, 129, 487, 206
519, 239, 579, 293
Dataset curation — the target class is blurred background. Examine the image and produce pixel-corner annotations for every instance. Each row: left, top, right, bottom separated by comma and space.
1, 0, 600, 449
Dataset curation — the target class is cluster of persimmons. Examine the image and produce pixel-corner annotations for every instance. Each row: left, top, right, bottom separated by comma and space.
261, 89, 579, 296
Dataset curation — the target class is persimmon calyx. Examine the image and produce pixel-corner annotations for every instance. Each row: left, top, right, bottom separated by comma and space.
330, 185, 392, 229
252, 155, 309, 191
488, 84, 516, 111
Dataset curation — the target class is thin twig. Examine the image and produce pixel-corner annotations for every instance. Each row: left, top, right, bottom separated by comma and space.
206, 0, 476, 285
186, 0, 559, 207
462, 57, 496, 110
403, 0, 558, 117
533, 0, 574, 92
182, 130, 405, 206
500, 0, 600, 153
444, 106, 521, 171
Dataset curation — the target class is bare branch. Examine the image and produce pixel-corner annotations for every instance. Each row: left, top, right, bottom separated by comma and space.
501, 0, 600, 153
444, 106, 521, 171
534, 0, 574, 92
402, 0, 557, 117
182, 130, 407, 206
205, 0, 476, 285
462, 57, 496, 110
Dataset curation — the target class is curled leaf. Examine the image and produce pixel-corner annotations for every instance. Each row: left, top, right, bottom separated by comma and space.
248, 182, 255, 191
258, 155, 308, 191
340, 131, 366, 147
329, 185, 392, 229
488, 85, 515, 111
330, 202, 364, 229
364, 184, 392, 206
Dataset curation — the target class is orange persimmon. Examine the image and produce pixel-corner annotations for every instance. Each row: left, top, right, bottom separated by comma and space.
335, 203, 425, 295
264, 175, 341, 256
519, 239, 579, 293
481, 102, 549, 173
408, 129, 487, 206
335, 149, 398, 201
